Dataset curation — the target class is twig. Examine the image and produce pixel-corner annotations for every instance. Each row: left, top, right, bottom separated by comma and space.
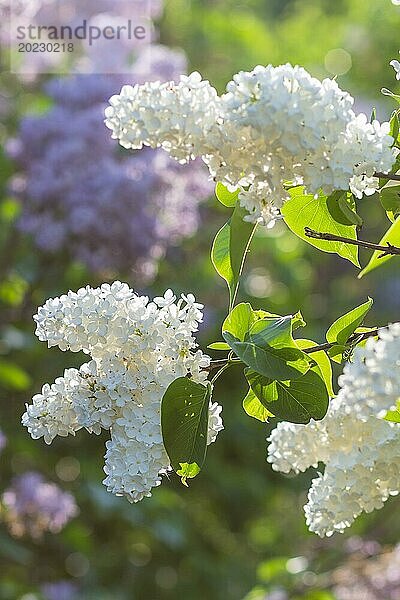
205, 326, 385, 372
375, 172, 400, 182
303, 328, 381, 354
206, 358, 241, 372
304, 227, 400, 258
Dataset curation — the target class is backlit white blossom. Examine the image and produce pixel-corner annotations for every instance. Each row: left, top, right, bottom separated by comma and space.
267, 323, 400, 537
105, 72, 221, 163
106, 65, 396, 226
338, 322, 400, 419
390, 53, 400, 80
23, 282, 223, 503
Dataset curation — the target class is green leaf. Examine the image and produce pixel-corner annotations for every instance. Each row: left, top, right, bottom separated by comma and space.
207, 342, 231, 351
385, 401, 400, 423
281, 187, 360, 266
222, 303, 257, 342
215, 182, 240, 207
223, 308, 310, 381
161, 378, 212, 484
176, 463, 201, 485
337, 193, 363, 227
246, 366, 329, 424
350, 326, 379, 349
380, 185, 400, 215
325, 298, 373, 364
295, 339, 334, 397
327, 344, 347, 363
326, 298, 373, 346
229, 203, 255, 294
292, 311, 306, 330
359, 216, 400, 278
243, 388, 274, 422
390, 110, 400, 146
211, 205, 254, 307
211, 222, 234, 295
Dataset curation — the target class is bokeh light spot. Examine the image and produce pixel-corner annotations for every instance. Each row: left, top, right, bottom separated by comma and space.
56, 457, 81, 482
65, 553, 90, 578
324, 48, 352, 75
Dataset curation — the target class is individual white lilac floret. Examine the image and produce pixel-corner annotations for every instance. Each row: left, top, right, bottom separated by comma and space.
23, 282, 223, 503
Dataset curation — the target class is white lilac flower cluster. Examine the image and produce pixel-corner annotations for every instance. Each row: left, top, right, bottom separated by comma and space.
22, 282, 223, 503
267, 323, 400, 537
105, 65, 396, 226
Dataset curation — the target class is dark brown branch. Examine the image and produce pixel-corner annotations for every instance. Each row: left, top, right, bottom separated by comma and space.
303, 328, 380, 354
304, 227, 400, 258
375, 172, 400, 182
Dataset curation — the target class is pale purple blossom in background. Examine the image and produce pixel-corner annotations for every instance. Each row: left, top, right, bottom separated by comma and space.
1, 471, 78, 538
332, 541, 400, 600
8, 45, 212, 279
0, 0, 164, 75
41, 581, 79, 600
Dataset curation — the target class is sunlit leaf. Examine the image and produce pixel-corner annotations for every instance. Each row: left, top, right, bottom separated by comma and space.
207, 342, 231, 351
281, 187, 360, 266
223, 307, 310, 381
295, 339, 334, 397
243, 388, 274, 422
359, 216, 400, 277
326, 298, 373, 346
211, 205, 254, 307
246, 366, 329, 424
215, 182, 240, 207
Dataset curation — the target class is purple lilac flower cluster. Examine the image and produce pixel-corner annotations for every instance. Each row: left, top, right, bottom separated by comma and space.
8, 45, 211, 279
1, 471, 78, 538
41, 580, 79, 600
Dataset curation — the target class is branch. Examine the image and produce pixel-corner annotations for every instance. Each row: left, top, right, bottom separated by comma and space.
304, 227, 400, 258
205, 326, 389, 371
303, 328, 381, 354
375, 172, 400, 182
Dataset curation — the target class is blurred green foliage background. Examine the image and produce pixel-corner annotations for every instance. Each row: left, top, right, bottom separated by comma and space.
1, 0, 400, 598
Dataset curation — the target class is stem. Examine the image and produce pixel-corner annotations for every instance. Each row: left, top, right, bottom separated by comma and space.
210, 362, 233, 385
304, 227, 400, 257
207, 358, 242, 372
230, 223, 258, 311
375, 172, 400, 182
